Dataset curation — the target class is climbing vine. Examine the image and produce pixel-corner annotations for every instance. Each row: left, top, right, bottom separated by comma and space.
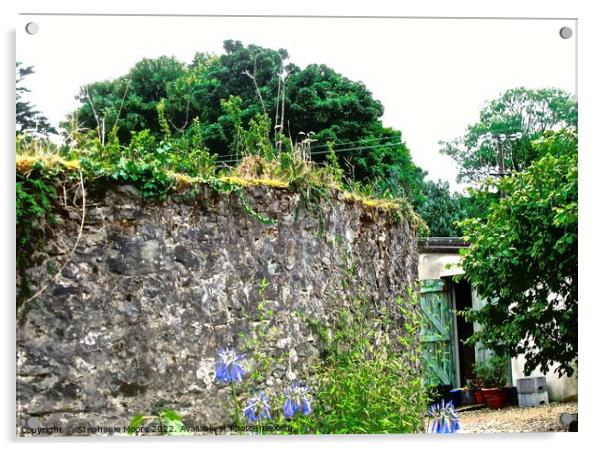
16, 166, 61, 306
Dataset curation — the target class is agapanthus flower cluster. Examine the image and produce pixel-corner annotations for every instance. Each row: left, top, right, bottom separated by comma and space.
282, 381, 312, 418
427, 400, 460, 433
243, 391, 272, 423
215, 348, 246, 384
213, 348, 313, 426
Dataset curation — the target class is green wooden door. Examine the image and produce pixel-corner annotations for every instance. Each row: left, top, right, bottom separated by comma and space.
420, 279, 456, 387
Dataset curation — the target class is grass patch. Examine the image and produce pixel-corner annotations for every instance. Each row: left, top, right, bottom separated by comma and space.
219, 176, 289, 189
16, 154, 80, 173
341, 191, 404, 211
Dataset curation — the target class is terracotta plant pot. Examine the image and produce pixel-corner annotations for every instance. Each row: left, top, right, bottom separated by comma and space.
474, 389, 486, 404
482, 388, 506, 409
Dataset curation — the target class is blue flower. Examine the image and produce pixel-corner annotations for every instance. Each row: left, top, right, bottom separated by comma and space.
243, 392, 271, 423
427, 400, 460, 433
282, 381, 312, 418
215, 348, 245, 384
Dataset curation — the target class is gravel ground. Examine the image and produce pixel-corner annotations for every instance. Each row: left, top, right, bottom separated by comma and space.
457, 402, 578, 433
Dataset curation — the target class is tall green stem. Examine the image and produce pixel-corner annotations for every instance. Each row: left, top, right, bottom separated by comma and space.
231, 383, 242, 432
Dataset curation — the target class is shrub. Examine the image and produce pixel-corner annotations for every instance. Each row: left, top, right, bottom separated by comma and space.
301, 295, 427, 434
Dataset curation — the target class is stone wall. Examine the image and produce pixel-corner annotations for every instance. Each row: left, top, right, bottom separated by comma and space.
17, 182, 418, 435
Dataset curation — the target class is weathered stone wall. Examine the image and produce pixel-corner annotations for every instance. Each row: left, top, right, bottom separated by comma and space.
17, 183, 418, 435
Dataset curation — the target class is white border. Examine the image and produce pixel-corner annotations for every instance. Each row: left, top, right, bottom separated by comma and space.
2, 1, 600, 450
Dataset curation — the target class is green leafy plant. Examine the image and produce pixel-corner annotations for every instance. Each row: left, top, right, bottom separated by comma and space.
16, 168, 60, 306
323, 141, 344, 186
466, 378, 483, 391
109, 156, 173, 200
473, 355, 509, 389
300, 292, 427, 434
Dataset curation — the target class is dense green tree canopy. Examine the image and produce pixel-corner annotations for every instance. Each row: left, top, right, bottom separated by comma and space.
459, 130, 577, 376
415, 180, 465, 237
440, 87, 577, 183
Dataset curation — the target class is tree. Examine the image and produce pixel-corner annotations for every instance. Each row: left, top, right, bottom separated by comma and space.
16, 62, 56, 136
458, 130, 577, 376
415, 180, 465, 237
344, 127, 427, 202
70, 56, 186, 144
286, 63, 384, 144
69, 41, 385, 151
440, 88, 577, 183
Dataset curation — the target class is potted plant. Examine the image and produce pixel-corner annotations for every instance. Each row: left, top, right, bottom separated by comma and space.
467, 376, 485, 404
474, 355, 509, 409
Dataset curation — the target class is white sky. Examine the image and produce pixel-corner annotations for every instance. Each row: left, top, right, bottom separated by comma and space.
17, 15, 576, 192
